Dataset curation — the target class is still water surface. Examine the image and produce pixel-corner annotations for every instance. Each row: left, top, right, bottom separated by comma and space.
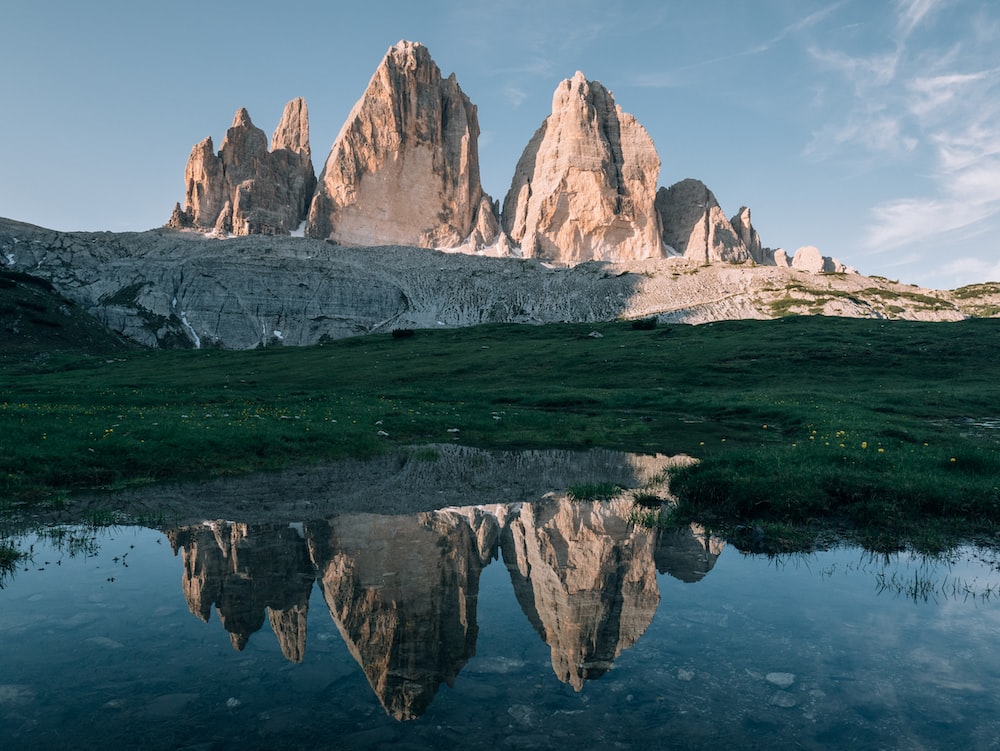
3, 498, 1000, 750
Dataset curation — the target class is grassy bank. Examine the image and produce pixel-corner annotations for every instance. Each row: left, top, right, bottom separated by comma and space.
2, 316, 998, 548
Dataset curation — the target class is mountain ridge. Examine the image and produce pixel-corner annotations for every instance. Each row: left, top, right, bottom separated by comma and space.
165, 41, 848, 272
2, 217, 996, 350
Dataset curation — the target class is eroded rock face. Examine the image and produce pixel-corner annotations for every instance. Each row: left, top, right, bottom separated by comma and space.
501, 72, 663, 263
169, 99, 316, 236
307, 41, 495, 249
730, 206, 764, 264
656, 178, 751, 264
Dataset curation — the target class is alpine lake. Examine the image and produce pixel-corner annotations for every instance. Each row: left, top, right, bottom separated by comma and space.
2, 447, 999, 751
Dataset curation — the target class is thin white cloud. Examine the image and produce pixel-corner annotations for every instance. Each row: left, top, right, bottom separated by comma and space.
633, 1, 846, 88
937, 255, 1000, 283
502, 84, 528, 109
801, 1, 1000, 267
866, 194, 997, 250
804, 106, 917, 158
895, 0, 945, 38
865, 63, 1000, 252
807, 46, 901, 95
907, 70, 992, 118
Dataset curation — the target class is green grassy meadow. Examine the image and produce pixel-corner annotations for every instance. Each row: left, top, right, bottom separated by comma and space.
2, 316, 999, 550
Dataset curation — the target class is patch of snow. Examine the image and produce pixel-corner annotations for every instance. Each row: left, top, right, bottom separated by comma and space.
3, 252, 14, 266
273, 330, 284, 341
290, 221, 307, 238
178, 310, 201, 349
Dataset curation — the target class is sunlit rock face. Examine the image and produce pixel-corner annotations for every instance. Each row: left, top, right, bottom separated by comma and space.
501, 72, 663, 263
169, 99, 316, 236
730, 206, 765, 264
656, 178, 751, 264
500, 498, 660, 690
307, 41, 496, 249
167, 522, 315, 661
306, 508, 499, 720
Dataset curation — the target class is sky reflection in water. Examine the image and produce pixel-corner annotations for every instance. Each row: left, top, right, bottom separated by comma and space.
2, 499, 1000, 750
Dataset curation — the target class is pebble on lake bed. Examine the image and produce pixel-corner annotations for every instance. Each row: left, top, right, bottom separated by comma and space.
765, 672, 796, 689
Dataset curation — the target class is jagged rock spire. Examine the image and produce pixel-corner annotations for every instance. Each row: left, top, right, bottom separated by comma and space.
306, 41, 497, 248
655, 178, 751, 264
169, 98, 316, 236
501, 71, 663, 263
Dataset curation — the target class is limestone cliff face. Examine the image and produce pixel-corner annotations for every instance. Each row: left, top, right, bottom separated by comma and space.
500, 498, 660, 690
169, 98, 316, 236
6, 220, 964, 352
730, 206, 764, 264
167, 522, 315, 662
501, 72, 662, 263
306, 509, 499, 720
656, 178, 751, 264
307, 41, 495, 249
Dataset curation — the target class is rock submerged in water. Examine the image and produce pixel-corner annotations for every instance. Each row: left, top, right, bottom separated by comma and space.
766, 672, 796, 689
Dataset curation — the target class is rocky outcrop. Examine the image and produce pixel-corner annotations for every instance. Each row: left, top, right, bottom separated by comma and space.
730, 206, 764, 264
501, 72, 662, 263
656, 178, 751, 264
168, 99, 316, 236
306, 41, 495, 249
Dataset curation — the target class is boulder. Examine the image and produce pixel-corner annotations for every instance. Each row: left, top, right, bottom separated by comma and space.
793, 245, 844, 273
655, 178, 750, 264
500, 71, 663, 263
168, 99, 316, 236
306, 41, 495, 249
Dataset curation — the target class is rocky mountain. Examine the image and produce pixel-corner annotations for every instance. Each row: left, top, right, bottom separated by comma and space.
168, 98, 316, 236
501, 71, 662, 263
306, 41, 497, 249
158, 40, 859, 274
656, 178, 752, 264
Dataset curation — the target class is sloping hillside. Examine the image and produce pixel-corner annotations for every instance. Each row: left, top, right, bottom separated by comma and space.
1, 270, 133, 358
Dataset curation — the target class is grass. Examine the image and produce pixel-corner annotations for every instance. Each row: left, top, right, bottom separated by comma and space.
1, 539, 23, 568
568, 482, 623, 502
2, 316, 999, 551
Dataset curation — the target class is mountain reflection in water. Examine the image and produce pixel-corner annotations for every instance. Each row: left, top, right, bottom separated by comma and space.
165, 497, 721, 720
7, 445, 1000, 750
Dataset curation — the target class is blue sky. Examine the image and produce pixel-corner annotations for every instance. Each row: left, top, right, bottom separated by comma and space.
2, 0, 998, 288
